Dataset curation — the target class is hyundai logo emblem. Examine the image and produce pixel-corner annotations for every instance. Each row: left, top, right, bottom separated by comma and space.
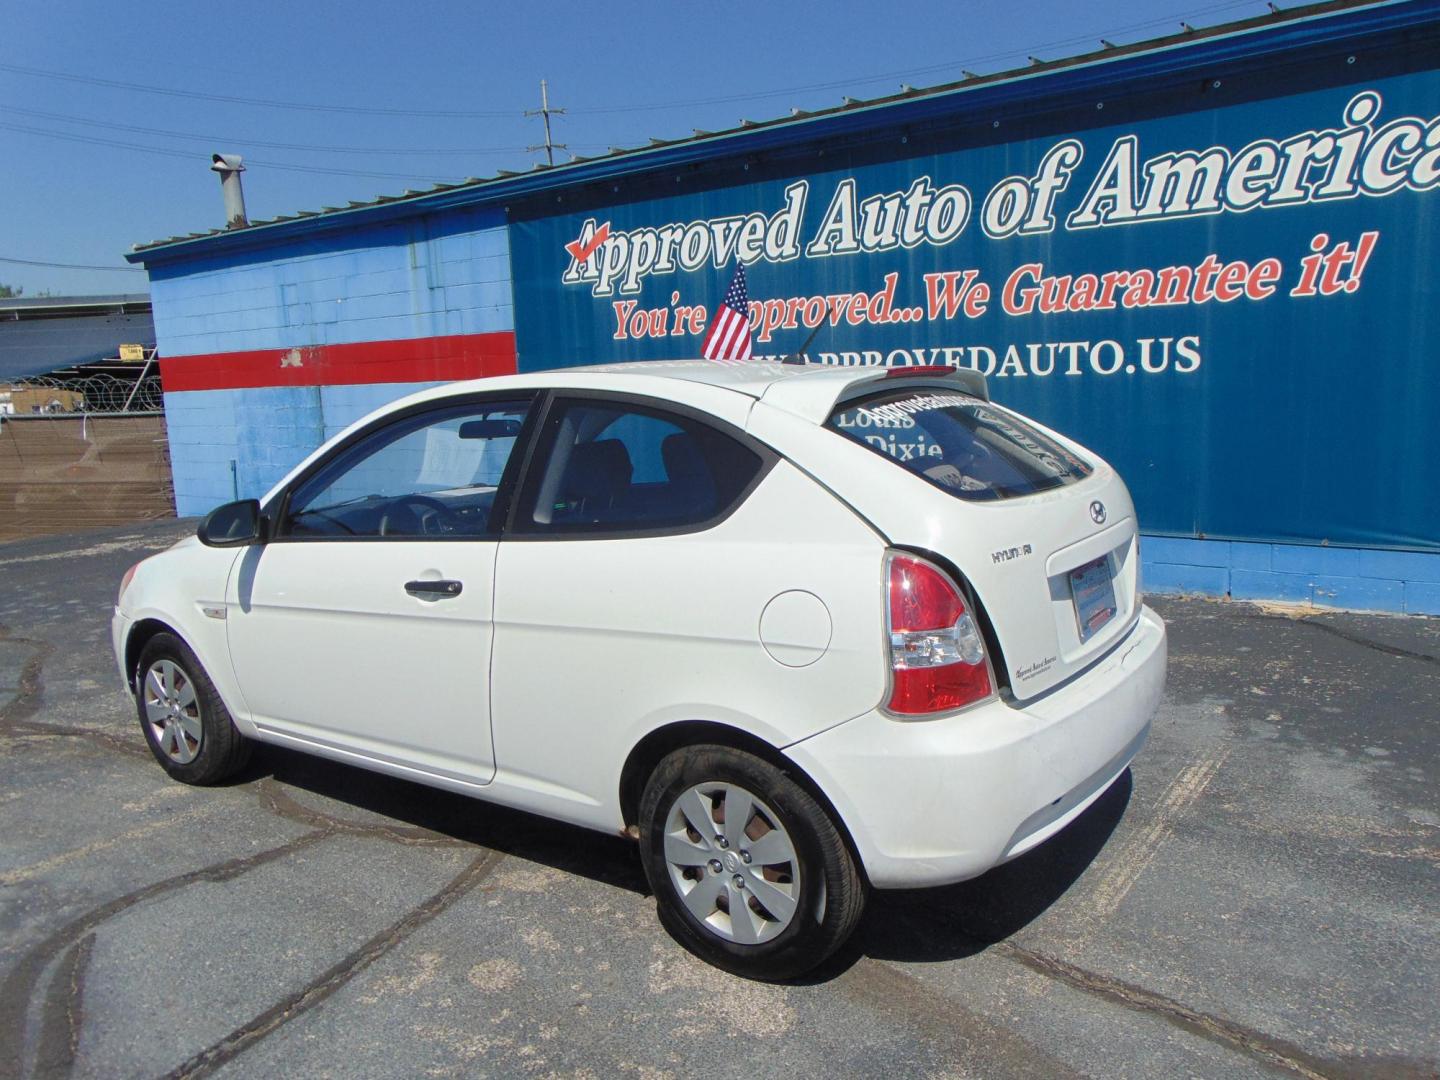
1089, 500, 1107, 525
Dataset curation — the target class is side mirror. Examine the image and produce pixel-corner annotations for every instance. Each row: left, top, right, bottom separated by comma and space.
198, 499, 268, 548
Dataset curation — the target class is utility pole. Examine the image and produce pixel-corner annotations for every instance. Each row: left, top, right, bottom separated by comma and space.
526, 79, 567, 166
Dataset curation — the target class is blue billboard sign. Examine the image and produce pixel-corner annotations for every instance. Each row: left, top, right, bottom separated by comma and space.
510, 64, 1440, 551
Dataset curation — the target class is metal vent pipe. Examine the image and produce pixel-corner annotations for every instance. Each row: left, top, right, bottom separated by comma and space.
210, 153, 248, 228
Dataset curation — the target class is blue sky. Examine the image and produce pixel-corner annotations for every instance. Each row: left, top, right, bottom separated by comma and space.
2, 0, 1279, 296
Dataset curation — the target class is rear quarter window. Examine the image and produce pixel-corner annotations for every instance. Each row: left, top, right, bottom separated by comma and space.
828, 388, 1092, 501
514, 398, 767, 535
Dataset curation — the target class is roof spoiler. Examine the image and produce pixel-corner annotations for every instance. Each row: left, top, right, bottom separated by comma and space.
877, 364, 989, 401
758, 361, 991, 425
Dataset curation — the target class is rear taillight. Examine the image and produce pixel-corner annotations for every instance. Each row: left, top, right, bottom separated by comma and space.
885, 552, 993, 716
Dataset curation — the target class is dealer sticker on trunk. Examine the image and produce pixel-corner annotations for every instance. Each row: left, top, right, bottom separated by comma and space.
1070, 556, 1118, 643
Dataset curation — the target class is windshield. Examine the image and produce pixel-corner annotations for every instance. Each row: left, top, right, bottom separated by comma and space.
827, 389, 1092, 501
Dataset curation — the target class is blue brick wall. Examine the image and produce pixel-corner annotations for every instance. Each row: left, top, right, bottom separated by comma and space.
165, 381, 450, 515
148, 208, 513, 359
153, 204, 515, 519
1141, 536, 1440, 615
319, 381, 443, 440
165, 387, 323, 515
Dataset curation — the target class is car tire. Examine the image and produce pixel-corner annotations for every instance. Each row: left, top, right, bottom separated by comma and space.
134, 632, 252, 785
638, 744, 866, 981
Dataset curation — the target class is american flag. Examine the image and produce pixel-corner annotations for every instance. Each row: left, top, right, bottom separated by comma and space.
701, 263, 754, 364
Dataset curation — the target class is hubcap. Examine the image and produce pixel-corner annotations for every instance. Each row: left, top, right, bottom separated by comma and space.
662, 782, 800, 945
142, 659, 202, 765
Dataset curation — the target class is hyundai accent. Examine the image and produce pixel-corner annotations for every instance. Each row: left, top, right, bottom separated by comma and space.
113, 359, 1166, 979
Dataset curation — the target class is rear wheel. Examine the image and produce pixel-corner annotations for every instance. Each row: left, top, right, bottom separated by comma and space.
135, 632, 251, 785
638, 744, 865, 980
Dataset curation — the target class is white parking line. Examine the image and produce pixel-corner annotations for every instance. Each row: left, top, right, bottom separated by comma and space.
1088, 745, 1232, 924
0, 803, 217, 887
0, 533, 184, 568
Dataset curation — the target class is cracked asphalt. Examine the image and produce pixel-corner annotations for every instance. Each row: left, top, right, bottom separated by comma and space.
1, 520, 1437, 1079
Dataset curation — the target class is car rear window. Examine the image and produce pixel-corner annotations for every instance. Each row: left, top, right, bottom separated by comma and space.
827, 388, 1092, 501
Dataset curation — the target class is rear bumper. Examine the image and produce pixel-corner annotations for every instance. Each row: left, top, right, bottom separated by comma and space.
784, 605, 1167, 888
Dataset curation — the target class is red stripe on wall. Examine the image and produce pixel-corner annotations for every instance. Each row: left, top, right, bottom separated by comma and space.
158, 331, 517, 392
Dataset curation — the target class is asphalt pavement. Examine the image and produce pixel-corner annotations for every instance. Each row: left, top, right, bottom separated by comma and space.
1, 521, 1436, 1079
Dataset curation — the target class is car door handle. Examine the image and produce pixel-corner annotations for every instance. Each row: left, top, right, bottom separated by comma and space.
404, 579, 463, 598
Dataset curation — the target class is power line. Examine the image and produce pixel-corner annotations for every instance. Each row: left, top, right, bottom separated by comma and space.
6, 105, 607, 157
0, 2, 1270, 124
0, 121, 470, 182
0, 0, 1274, 202
0, 62, 521, 118
0, 255, 143, 272
567, 0, 1266, 113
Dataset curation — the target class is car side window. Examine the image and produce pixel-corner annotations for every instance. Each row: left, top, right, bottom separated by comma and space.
514, 399, 765, 535
282, 399, 531, 539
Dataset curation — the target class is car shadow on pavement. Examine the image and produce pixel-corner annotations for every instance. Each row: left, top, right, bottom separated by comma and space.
240, 745, 1129, 983
805, 769, 1133, 982
242, 744, 651, 895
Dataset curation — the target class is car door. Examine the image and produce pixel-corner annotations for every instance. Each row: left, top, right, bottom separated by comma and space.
487, 393, 886, 817
224, 394, 535, 786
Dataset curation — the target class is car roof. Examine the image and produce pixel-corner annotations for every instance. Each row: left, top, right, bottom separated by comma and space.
440, 359, 988, 424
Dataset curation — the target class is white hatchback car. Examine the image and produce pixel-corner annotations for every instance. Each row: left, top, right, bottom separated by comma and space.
114, 359, 1165, 978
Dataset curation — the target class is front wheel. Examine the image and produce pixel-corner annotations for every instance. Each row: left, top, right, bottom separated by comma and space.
135, 632, 252, 785
638, 745, 865, 980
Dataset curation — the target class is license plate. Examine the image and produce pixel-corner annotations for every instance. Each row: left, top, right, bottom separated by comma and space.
1070, 556, 1118, 642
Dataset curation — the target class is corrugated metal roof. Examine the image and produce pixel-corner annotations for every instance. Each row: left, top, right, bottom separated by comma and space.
0, 294, 151, 316
0, 297, 155, 382
126, 0, 1408, 262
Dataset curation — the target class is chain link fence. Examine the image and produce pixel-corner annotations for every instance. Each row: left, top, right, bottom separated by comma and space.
0, 411, 174, 541
5, 370, 164, 415
1, 359, 172, 538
